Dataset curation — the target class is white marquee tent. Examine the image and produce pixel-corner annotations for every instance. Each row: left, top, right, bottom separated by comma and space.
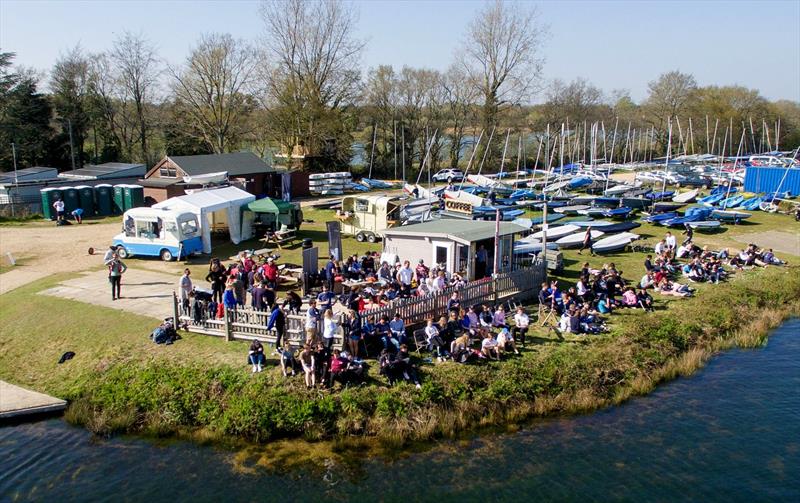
153, 186, 255, 253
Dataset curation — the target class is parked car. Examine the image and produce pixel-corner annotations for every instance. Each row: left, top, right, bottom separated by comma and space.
432, 169, 464, 182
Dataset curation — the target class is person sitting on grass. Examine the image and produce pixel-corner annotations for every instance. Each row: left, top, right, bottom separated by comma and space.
657, 278, 692, 297
636, 288, 654, 312
492, 304, 508, 329
425, 318, 448, 361
300, 344, 316, 389
276, 341, 297, 377
248, 340, 265, 373
496, 327, 519, 355
328, 349, 349, 388
621, 287, 638, 307
395, 344, 422, 389
481, 332, 500, 360
512, 307, 529, 347
376, 315, 399, 352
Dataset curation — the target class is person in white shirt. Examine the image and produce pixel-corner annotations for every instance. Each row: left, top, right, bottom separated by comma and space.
512, 307, 529, 347
481, 332, 500, 360
397, 260, 414, 297
322, 309, 338, 350
654, 239, 666, 256
179, 268, 193, 314
665, 232, 677, 250
53, 199, 66, 222
424, 319, 446, 361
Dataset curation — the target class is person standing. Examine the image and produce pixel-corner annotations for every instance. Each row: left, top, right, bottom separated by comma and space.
682, 223, 694, 246
578, 226, 594, 255
305, 299, 320, 344
103, 245, 117, 265
267, 303, 286, 347
179, 268, 193, 315
107, 254, 127, 301
205, 261, 227, 303
322, 309, 338, 350
397, 260, 414, 297
475, 245, 488, 279
53, 198, 65, 223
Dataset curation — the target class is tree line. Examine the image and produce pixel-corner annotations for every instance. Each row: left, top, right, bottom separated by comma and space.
0, 0, 797, 177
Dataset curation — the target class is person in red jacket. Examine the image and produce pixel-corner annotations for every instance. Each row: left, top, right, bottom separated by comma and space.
263, 257, 279, 289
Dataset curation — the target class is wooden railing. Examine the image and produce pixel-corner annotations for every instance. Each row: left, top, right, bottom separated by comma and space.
174, 261, 546, 346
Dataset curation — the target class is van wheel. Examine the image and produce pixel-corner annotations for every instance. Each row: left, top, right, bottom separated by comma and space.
366, 233, 378, 243
356, 232, 366, 242
160, 249, 174, 261
116, 247, 129, 259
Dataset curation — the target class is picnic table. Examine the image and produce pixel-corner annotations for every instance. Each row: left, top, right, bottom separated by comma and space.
261, 229, 297, 250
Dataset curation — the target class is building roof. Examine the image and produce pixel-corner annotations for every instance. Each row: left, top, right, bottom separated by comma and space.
168, 152, 272, 177
59, 162, 146, 180
0, 166, 59, 184
138, 178, 182, 188
383, 219, 527, 244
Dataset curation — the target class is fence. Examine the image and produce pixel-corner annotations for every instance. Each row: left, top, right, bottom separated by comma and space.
174, 261, 546, 347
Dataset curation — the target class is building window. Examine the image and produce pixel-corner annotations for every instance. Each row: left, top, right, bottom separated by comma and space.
435, 246, 448, 266
159, 167, 177, 178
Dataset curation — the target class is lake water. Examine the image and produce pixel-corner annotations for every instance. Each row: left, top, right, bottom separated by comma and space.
2, 319, 799, 501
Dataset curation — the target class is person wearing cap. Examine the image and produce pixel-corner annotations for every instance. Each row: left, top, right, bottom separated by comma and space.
263, 257, 279, 289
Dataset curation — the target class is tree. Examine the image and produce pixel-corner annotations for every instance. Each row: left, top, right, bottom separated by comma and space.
51, 46, 91, 169
110, 32, 160, 163
260, 0, 364, 167
643, 70, 697, 147
0, 54, 54, 171
442, 64, 478, 169
172, 33, 257, 154
461, 0, 546, 161
541, 78, 606, 125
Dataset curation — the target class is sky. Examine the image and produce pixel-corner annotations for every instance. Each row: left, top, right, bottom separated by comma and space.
1, 0, 798, 103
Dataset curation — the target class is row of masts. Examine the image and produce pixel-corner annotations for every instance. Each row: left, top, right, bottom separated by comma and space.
365, 116, 786, 180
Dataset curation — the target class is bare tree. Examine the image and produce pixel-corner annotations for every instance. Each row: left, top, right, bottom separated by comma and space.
171, 33, 257, 153
442, 64, 479, 169
87, 53, 135, 160
643, 70, 697, 147
51, 45, 92, 168
260, 0, 364, 164
111, 32, 160, 163
461, 0, 546, 138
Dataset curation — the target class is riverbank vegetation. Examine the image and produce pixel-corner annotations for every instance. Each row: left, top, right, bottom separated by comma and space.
1, 259, 797, 445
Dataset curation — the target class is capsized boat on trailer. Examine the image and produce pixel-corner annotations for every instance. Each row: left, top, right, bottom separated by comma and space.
688, 220, 722, 230
672, 189, 699, 203
591, 232, 641, 254
711, 209, 751, 222
555, 229, 605, 248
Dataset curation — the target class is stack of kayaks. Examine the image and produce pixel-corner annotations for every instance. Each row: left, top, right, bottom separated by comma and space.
309, 172, 351, 195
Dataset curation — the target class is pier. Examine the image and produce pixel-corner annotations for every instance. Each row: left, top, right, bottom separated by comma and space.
0, 381, 67, 420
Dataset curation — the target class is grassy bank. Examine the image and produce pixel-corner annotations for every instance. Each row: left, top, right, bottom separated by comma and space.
2, 264, 797, 446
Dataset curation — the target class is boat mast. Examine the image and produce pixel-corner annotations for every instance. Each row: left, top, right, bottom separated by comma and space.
458, 129, 484, 191
661, 118, 673, 194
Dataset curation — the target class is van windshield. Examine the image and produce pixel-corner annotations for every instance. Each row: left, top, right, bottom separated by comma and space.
179, 219, 199, 238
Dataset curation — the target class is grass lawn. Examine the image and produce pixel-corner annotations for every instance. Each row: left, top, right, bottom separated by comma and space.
1, 194, 798, 444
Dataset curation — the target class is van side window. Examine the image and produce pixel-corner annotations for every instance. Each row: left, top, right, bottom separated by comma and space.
180, 220, 198, 237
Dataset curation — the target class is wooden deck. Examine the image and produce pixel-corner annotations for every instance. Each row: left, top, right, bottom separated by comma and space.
0, 381, 66, 420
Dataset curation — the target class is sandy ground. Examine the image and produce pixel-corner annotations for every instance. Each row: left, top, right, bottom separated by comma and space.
39, 269, 176, 319
0, 221, 122, 295
732, 230, 800, 257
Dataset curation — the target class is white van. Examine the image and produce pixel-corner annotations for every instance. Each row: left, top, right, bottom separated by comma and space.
113, 207, 204, 261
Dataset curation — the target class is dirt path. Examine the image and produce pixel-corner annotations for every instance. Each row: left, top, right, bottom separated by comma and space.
0, 221, 122, 294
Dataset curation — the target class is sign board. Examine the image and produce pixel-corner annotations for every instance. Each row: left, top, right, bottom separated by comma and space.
302, 246, 318, 275
326, 221, 343, 261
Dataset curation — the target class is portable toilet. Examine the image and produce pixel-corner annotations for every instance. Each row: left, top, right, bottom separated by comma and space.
122, 184, 145, 210
76, 185, 95, 217
94, 184, 114, 216
113, 185, 125, 214
40, 187, 63, 220
61, 186, 80, 215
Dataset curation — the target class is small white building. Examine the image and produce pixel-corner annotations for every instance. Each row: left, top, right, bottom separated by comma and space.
382, 220, 527, 280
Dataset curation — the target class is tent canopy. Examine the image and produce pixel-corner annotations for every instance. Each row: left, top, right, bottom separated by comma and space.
246, 197, 294, 215
153, 186, 255, 253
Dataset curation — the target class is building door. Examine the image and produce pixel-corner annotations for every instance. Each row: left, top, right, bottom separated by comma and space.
432, 240, 450, 271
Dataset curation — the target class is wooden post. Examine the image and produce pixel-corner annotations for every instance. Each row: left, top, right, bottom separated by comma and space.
172, 291, 180, 327
224, 306, 233, 341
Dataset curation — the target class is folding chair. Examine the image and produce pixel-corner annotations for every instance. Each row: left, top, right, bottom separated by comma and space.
412, 328, 428, 356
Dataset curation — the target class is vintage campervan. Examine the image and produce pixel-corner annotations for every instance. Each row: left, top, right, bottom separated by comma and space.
113, 207, 204, 261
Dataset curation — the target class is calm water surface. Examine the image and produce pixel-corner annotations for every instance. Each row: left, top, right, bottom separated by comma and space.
2, 319, 799, 502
